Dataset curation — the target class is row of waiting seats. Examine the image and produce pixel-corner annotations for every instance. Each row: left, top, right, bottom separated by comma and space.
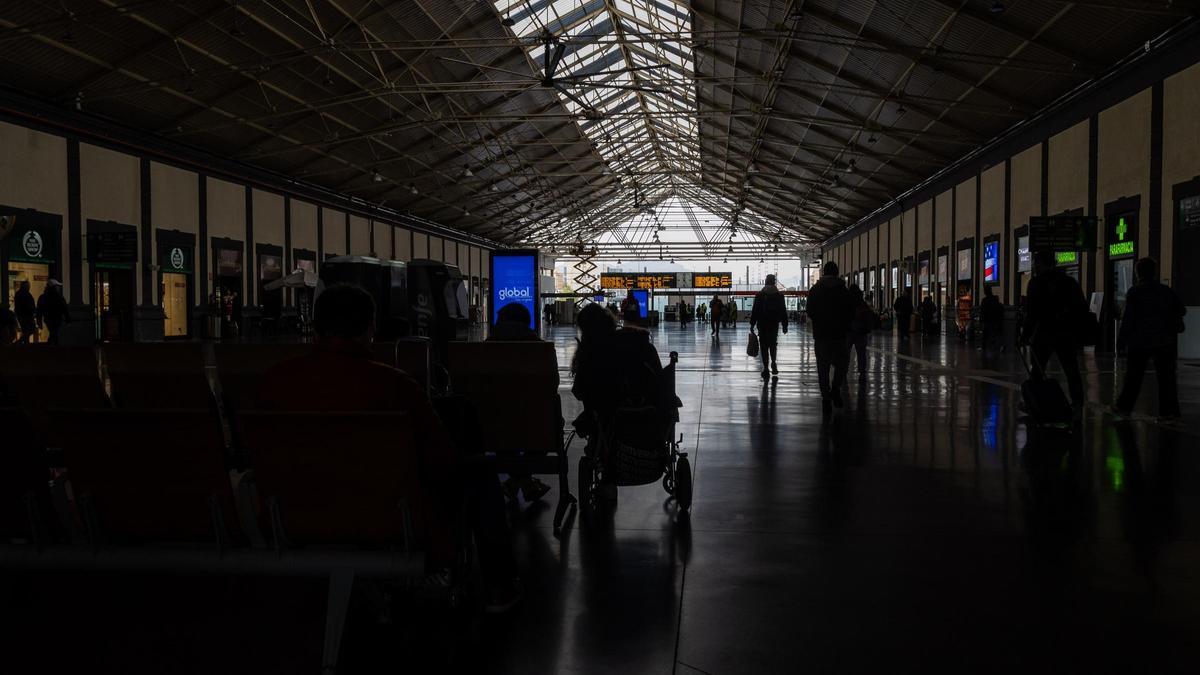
0, 338, 570, 673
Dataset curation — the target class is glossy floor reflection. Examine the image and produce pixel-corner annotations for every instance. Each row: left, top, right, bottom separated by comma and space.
477, 322, 1200, 675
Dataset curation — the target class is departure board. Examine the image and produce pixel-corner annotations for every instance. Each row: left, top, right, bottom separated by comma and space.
693, 272, 733, 288
599, 273, 676, 289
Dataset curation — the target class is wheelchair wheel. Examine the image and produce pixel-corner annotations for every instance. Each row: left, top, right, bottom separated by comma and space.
578, 456, 594, 512
673, 456, 692, 511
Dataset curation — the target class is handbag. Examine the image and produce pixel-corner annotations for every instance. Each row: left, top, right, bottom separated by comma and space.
746, 331, 760, 357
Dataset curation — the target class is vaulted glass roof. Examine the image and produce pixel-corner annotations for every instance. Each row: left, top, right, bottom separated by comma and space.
493, 0, 701, 234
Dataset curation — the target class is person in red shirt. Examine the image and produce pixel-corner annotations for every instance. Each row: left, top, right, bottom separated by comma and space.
258, 283, 520, 612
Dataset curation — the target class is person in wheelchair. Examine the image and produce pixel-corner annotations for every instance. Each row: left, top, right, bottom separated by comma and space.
570, 304, 677, 495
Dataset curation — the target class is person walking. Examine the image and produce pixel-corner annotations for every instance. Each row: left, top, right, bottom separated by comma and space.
1113, 257, 1186, 420
893, 291, 914, 340
847, 284, 874, 377
13, 280, 36, 343
679, 301, 688, 329
709, 295, 725, 338
1019, 250, 1088, 408
620, 289, 640, 325
806, 262, 855, 415
750, 274, 788, 379
35, 280, 69, 345
698, 303, 707, 324
980, 285, 1004, 352
919, 295, 937, 337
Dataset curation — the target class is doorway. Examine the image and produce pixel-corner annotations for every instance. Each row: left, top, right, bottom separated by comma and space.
93, 267, 135, 341
1107, 257, 1135, 351
7, 261, 50, 342
162, 271, 190, 338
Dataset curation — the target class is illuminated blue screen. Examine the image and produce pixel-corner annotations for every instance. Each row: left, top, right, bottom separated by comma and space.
491, 253, 537, 330
632, 289, 649, 319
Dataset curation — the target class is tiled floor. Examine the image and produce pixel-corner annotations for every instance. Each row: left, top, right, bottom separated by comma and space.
5, 323, 1198, 674
474, 321, 1200, 674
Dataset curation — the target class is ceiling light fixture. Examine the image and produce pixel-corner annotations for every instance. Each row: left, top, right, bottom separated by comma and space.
868, 135, 878, 144
409, 183, 418, 195
372, 168, 383, 183
989, 1, 1006, 14
462, 165, 474, 177
502, 15, 516, 27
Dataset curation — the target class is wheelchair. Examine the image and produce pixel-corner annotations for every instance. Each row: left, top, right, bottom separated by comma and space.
574, 351, 692, 514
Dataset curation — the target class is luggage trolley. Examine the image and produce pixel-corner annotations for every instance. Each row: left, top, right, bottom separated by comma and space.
575, 351, 692, 514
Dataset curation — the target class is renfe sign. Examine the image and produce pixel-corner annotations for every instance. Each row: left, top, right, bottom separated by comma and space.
491, 249, 539, 330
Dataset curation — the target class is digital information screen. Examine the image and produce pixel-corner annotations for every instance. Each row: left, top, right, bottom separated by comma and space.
600, 272, 732, 289
632, 289, 650, 319
693, 272, 733, 288
983, 241, 998, 283
599, 273, 676, 290
491, 250, 538, 330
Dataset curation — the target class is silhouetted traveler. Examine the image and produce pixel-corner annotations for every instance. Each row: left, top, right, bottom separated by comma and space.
807, 262, 854, 415
1020, 251, 1088, 407
893, 292, 913, 340
750, 274, 788, 379
258, 283, 521, 611
709, 295, 725, 338
14, 280, 35, 344
1114, 257, 1186, 419
919, 296, 936, 336
621, 289, 640, 325
847, 284, 873, 377
35, 280, 69, 345
698, 303, 707, 324
0, 308, 17, 346
980, 286, 1004, 352
543, 303, 555, 327
728, 301, 738, 327
488, 303, 552, 502
571, 303, 671, 497
493, 302, 539, 341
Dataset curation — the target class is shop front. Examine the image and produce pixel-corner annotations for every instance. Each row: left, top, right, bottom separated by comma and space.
293, 248, 317, 331
918, 253, 931, 303
1174, 178, 1200, 358
211, 237, 244, 338
87, 221, 138, 342
157, 231, 195, 339
936, 247, 950, 322
2, 207, 62, 343
1103, 198, 1139, 352
955, 239, 974, 339
257, 244, 284, 335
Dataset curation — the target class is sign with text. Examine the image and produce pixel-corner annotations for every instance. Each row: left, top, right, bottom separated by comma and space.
87, 230, 138, 265
693, 272, 733, 288
983, 240, 999, 283
491, 249, 539, 330
1106, 213, 1137, 258
1029, 215, 1095, 252
1181, 195, 1200, 231
599, 272, 676, 290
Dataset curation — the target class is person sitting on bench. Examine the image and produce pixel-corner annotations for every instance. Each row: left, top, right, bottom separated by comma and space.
258, 283, 522, 612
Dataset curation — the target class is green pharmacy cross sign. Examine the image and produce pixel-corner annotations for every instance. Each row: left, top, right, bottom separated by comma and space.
1108, 216, 1135, 258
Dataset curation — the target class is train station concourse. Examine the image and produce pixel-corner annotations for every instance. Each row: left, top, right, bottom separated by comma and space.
1, 1, 1200, 673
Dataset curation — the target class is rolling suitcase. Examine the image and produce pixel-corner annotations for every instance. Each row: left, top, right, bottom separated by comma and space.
1019, 347, 1072, 425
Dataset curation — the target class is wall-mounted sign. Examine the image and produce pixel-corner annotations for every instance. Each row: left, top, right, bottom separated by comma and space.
216, 248, 243, 276
160, 245, 193, 274
918, 258, 930, 286
957, 248, 972, 281
22, 230, 43, 258
1017, 235, 1031, 273
1180, 195, 1200, 231
937, 254, 948, 284
169, 247, 185, 270
1056, 251, 1079, 265
87, 230, 137, 265
1029, 215, 1096, 252
1106, 213, 1136, 259
983, 240, 999, 284
259, 253, 283, 281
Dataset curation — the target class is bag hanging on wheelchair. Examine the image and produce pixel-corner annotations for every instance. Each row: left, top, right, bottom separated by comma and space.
746, 331, 759, 357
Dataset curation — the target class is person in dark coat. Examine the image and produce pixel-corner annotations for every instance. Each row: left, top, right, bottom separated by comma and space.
0, 308, 17, 346
893, 292, 914, 339
709, 295, 725, 338
1114, 257, 1186, 419
980, 285, 1004, 352
847, 285, 873, 376
13, 280, 36, 343
35, 280, 69, 345
1020, 251, 1088, 407
750, 274, 788, 379
919, 295, 937, 336
806, 262, 855, 415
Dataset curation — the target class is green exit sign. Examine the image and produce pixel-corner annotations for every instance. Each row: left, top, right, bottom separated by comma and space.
1055, 251, 1078, 265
